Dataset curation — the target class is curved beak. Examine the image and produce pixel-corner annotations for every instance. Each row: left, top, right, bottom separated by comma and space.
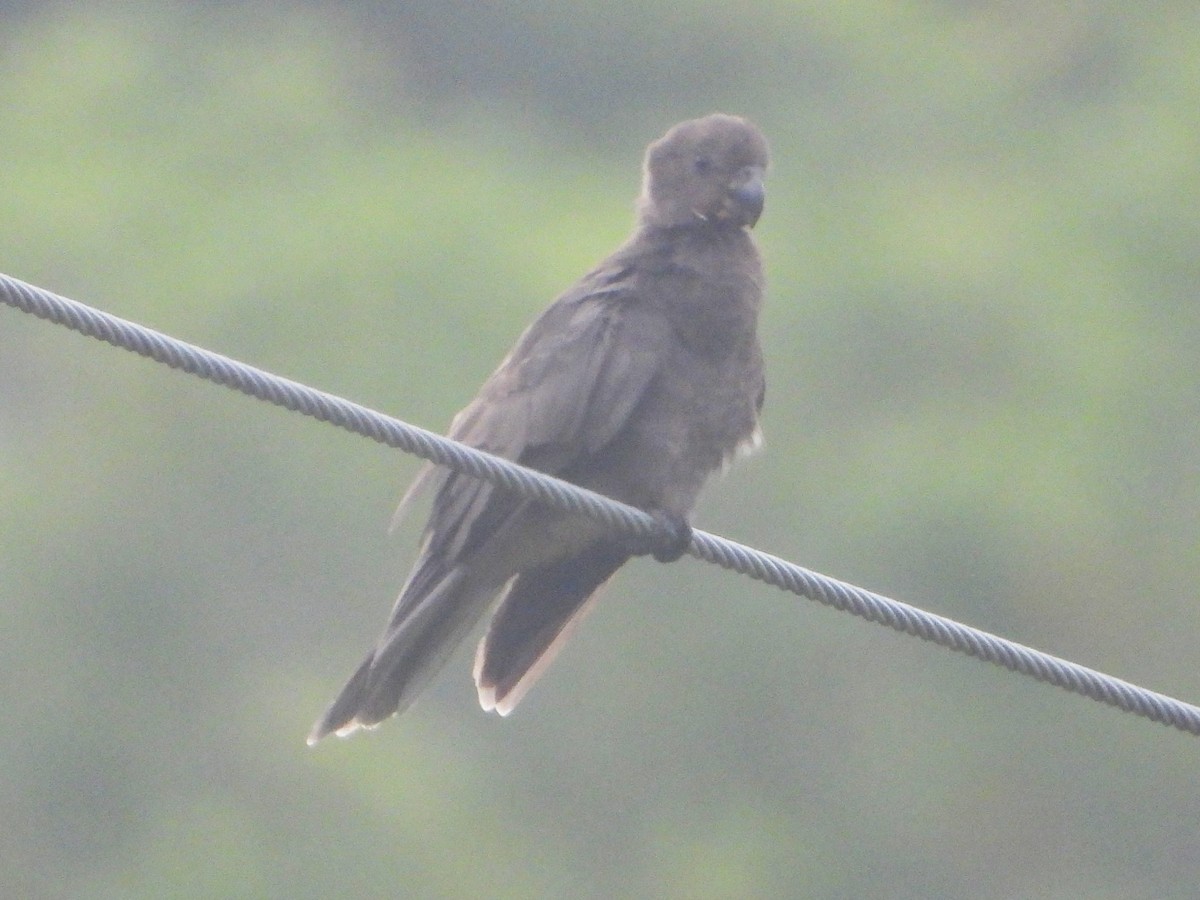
728, 165, 765, 228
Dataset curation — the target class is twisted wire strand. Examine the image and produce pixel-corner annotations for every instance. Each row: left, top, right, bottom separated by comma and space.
3, 270, 1197, 736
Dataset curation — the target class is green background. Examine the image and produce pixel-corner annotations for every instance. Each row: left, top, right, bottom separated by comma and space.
2, 3, 1198, 897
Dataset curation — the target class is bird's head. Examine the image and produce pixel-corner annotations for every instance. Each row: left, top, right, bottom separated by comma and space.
638, 114, 770, 231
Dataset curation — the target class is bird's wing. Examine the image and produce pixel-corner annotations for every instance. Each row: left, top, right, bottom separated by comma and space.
399, 264, 671, 562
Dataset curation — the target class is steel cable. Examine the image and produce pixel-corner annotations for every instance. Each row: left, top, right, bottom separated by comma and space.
3, 270, 1197, 736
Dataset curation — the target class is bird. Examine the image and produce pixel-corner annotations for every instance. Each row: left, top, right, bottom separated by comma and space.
308, 113, 770, 743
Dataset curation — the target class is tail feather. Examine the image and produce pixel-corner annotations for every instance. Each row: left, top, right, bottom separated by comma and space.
474, 543, 628, 716
307, 653, 375, 745
307, 559, 498, 743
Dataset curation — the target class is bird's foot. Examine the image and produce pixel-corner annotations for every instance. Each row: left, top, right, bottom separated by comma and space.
628, 509, 693, 563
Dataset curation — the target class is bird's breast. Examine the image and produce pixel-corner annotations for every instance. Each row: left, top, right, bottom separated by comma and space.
579, 329, 762, 517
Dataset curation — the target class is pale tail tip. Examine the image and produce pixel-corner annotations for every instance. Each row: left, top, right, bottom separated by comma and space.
477, 682, 517, 717
306, 722, 331, 746
477, 683, 497, 713
306, 718, 370, 746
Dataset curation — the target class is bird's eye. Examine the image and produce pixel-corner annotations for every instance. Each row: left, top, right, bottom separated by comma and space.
693, 156, 713, 175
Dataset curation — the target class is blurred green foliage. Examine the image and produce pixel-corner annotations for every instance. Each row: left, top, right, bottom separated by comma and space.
2, 3, 1198, 897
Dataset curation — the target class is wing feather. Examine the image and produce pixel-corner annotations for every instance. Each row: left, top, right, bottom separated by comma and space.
398, 269, 670, 563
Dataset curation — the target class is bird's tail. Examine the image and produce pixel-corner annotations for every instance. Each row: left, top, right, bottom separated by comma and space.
474, 543, 629, 716
307, 559, 497, 744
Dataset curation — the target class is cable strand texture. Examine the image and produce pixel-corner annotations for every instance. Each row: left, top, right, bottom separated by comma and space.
3, 270, 1197, 737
